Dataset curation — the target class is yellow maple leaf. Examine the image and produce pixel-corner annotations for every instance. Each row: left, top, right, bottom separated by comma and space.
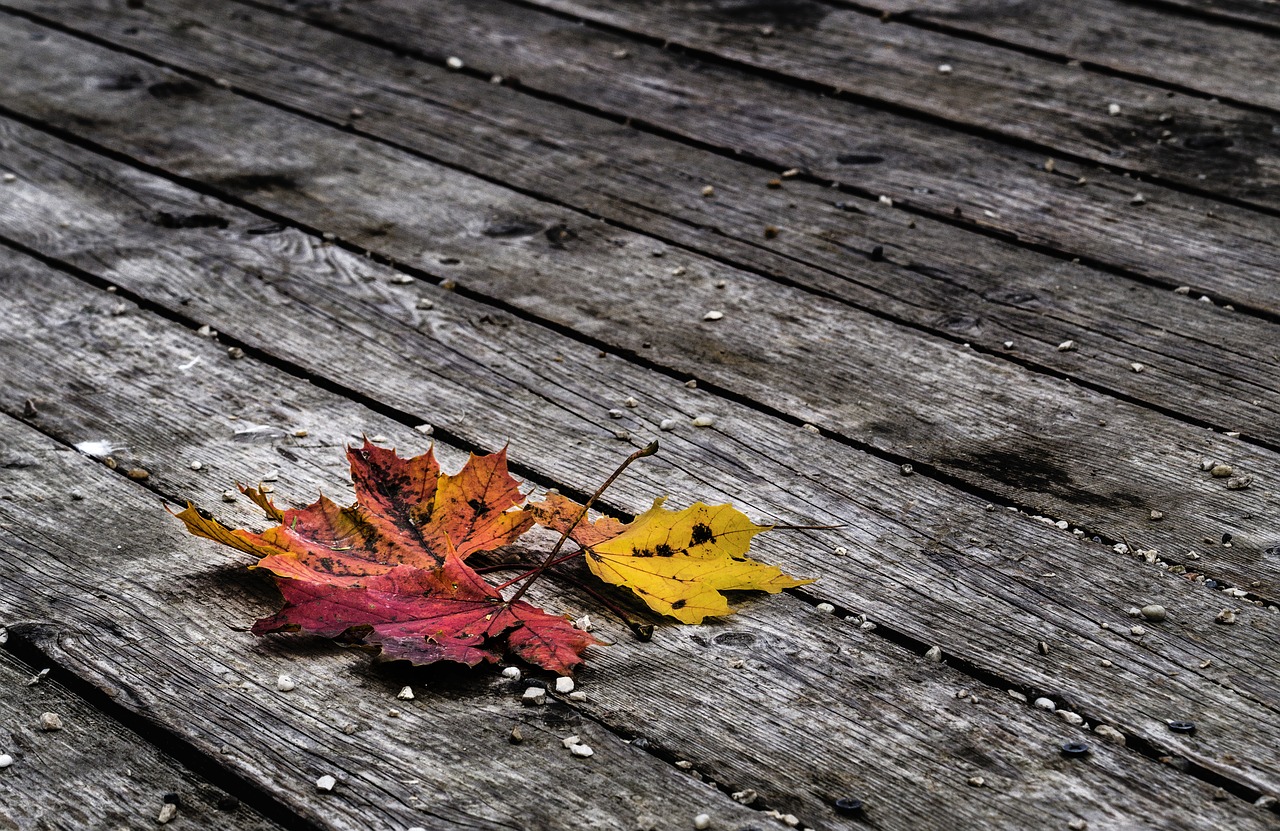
581, 497, 813, 624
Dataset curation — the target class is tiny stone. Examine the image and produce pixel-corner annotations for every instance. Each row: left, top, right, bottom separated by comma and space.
397, 686, 414, 700
703, 310, 724, 321
39, 712, 62, 731
415, 297, 435, 310
189, 460, 203, 470
715, 280, 727, 288
522, 686, 547, 706
834, 545, 848, 555
509, 726, 523, 744
1254, 796, 1278, 809
387, 709, 400, 718
1108, 103, 1121, 115
899, 463, 914, 476
1038, 641, 1050, 655
815, 602, 835, 613
158, 803, 178, 824
694, 813, 712, 829
675, 760, 693, 769
502, 667, 522, 681
1057, 340, 1077, 352
1130, 362, 1145, 372
732, 789, 757, 805
1226, 475, 1254, 490
608, 408, 625, 419
1034, 697, 1056, 712
967, 776, 984, 787
1130, 193, 1146, 205
685, 379, 698, 389
197, 324, 216, 338
763, 226, 780, 238
1174, 286, 1191, 295
568, 691, 588, 702
781, 168, 800, 179
766, 178, 782, 189
691, 415, 715, 428
859, 621, 876, 631
701, 185, 715, 197
0, 754, 12, 769
1057, 710, 1084, 726
573, 615, 594, 631
554, 677, 575, 695
1007, 690, 1027, 702
293, 429, 309, 438
22, 399, 37, 418
569, 743, 594, 758
1130, 625, 1147, 636
413, 424, 434, 435
315, 775, 337, 793
1141, 605, 1167, 622
1054, 520, 1069, 530
612, 48, 630, 59
445, 56, 464, 70
671, 266, 687, 277
227, 346, 245, 360
659, 419, 679, 432
561, 735, 582, 749
802, 423, 820, 433
349, 107, 364, 118
624, 396, 639, 408
1149, 510, 1164, 521
127, 468, 150, 480
1094, 724, 1126, 745
878, 195, 893, 207
1068, 820, 1088, 831
1, 173, 15, 183
1215, 609, 1236, 625
937, 63, 953, 74
1044, 159, 1056, 172
341, 722, 357, 735
924, 645, 943, 662
1210, 464, 1233, 478
276, 674, 296, 692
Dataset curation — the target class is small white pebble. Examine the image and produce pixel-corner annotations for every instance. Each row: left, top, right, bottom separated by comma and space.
833, 546, 848, 556
1057, 340, 1077, 352
573, 615, 594, 631
1057, 710, 1084, 726
624, 397, 639, 408
0, 754, 12, 769
158, 802, 178, 824
672, 266, 687, 276
445, 56, 464, 70
569, 743, 594, 758
1113, 543, 1130, 555
416, 297, 435, 310
522, 687, 547, 706
659, 419, 679, 432
694, 814, 712, 830
39, 712, 62, 731
1003, 340, 1014, 349
1130, 193, 1146, 205
502, 667, 522, 681
691, 415, 714, 427
1108, 103, 1121, 115
561, 735, 582, 748
1094, 724, 1125, 745
1100, 659, 1113, 667
1033, 697, 1056, 712
608, 408, 624, 419
189, 460, 203, 470
802, 423, 819, 433
878, 195, 893, 207
554, 677, 575, 695
1068, 820, 1089, 831
937, 63, 953, 74
1215, 609, 1237, 625
859, 621, 876, 631
924, 645, 943, 662
276, 674, 297, 692
315, 774, 337, 793
1008, 690, 1028, 702
1, 173, 15, 183
387, 708, 401, 718
815, 603, 835, 613
701, 185, 715, 197
568, 691, 588, 702
397, 686, 414, 700
732, 789, 757, 805
1055, 520, 1068, 530
968, 776, 985, 787
1141, 605, 1167, 622
414, 423, 434, 435
1130, 625, 1147, 636
703, 310, 724, 321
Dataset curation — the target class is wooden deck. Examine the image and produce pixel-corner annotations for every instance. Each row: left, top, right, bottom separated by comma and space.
1, 0, 1278, 828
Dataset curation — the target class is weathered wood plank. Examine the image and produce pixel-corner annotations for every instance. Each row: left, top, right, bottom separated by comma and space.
227, 0, 1280, 318
469, 0, 1280, 209
17, 0, 1280, 466
1, 260, 1277, 828
2, 148, 1280, 811
1145, 0, 1280, 28
0, 28, 1277, 594
0, 649, 285, 831
871, 0, 1280, 110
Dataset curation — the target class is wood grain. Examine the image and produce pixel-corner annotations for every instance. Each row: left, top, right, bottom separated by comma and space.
1, 261, 1277, 828
14, 0, 1280, 456
222, 0, 1280, 317
0, 29, 1276, 594
0, 650, 284, 831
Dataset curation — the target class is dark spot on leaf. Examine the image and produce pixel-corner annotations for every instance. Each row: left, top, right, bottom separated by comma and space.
671, 599, 687, 610
654, 543, 675, 557
631, 547, 654, 558
147, 80, 201, 99
467, 498, 490, 517
691, 523, 715, 546
152, 212, 229, 230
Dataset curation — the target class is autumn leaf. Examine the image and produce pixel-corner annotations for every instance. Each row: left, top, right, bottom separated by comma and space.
254, 554, 594, 674
531, 494, 812, 623
175, 440, 532, 586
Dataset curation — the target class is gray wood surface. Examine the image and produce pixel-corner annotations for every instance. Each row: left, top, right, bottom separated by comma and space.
3, 133, 1280, 810
1144, 0, 1280, 28
0, 649, 283, 830
0, 28, 1277, 594
493, 0, 1280, 209
870, 0, 1280, 110
16, 0, 1280, 457
223, 0, 1280, 317
1, 256, 1277, 829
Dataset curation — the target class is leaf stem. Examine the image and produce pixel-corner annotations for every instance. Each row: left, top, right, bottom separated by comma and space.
506, 440, 658, 604
491, 549, 584, 592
